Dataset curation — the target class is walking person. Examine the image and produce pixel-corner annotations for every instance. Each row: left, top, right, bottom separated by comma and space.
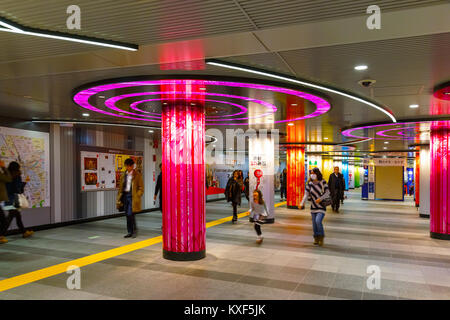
154, 163, 162, 212
237, 170, 244, 195
4, 161, 34, 238
0, 159, 12, 244
328, 166, 345, 213
280, 168, 287, 201
301, 167, 330, 246
250, 189, 268, 244
225, 170, 241, 224
117, 158, 144, 238
244, 175, 249, 202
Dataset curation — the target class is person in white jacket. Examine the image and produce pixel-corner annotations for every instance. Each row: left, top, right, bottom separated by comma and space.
249, 189, 268, 244
301, 167, 330, 246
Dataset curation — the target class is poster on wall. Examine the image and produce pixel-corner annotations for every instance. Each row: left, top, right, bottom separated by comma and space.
249, 136, 275, 219
80, 146, 143, 192
0, 126, 50, 208
205, 151, 248, 195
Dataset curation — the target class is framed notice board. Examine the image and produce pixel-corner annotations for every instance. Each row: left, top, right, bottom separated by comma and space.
80, 145, 143, 192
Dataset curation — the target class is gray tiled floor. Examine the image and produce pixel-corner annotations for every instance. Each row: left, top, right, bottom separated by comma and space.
1, 190, 450, 300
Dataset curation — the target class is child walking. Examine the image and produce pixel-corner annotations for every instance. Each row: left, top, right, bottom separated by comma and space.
249, 189, 268, 244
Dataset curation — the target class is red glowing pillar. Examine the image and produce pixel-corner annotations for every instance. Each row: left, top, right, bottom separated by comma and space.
430, 122, 450, 239
161, 81, 206, 260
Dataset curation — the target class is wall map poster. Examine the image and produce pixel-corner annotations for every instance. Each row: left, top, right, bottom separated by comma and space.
80, 146, 143, 191
0, 126, 50, 208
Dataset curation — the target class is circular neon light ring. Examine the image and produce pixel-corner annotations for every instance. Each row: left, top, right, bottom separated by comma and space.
104, 92, 276, 122
130, 98, 247, 118
73, 79, 331, 125
342, 121, 450, 140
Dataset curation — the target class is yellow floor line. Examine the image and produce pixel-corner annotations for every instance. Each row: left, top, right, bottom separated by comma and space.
0, 201, 286, 293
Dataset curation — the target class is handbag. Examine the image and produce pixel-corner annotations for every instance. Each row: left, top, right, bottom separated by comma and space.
14, 193, 29, 209
117, 193, 125, 212
320, 181, 332, 207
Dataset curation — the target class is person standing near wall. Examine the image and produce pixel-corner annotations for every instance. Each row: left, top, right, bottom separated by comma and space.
4, 161, 34, 238
225, 170, 241, 224
301, 167, 330, 246
280, 168, 287, 201
328, 166, 345, 213
0, 160, 12, 244
117, 158, 144, 238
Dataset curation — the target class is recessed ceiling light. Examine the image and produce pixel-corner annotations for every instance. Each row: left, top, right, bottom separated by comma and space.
98, 95, 105, 99
324, 137, 329, 140
383, 147, 387, 150
291, 103, 297, 106
384, 141, 389, 144
199, 88, 206, 91
163, 102, 167, 105
288, 123, 294, 126
148, 130, 154, 133
82, 113, 90, 117
191, 103, 196, 106
354, 65, 368, 71
409, 104, 419, 109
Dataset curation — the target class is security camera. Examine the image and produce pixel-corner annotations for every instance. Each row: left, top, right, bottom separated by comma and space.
358, 79, 376, 88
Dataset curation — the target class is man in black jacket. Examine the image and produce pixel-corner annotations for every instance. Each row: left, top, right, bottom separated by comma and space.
154, 163, 162, 212
328, 166, 345, 213
225, 171, 241, 223
280, 168, 287, 201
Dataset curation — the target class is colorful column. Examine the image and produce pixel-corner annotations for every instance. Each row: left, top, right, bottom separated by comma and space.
286, 147, 305, 208
359, 166, 364, 187
322, 158, 334, 183
355, 165, 360, 188
342, 160, 349, 191
161, 81, 206, 260
414, 152, 420, 208
430, 123, 450, 239
249, 131, 275, 222
348, 164, 355, 189
419, 145, 430, 218
285, 100, 305, 209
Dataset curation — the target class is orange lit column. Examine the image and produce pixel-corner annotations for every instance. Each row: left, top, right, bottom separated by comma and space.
286, 100, 305, 209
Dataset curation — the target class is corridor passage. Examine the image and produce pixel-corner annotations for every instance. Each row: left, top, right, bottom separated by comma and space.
1, 190, 449, 300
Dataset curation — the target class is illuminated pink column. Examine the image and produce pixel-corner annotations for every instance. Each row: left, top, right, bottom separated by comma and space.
161, 81, 206, 260
430, 122, 450, 239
